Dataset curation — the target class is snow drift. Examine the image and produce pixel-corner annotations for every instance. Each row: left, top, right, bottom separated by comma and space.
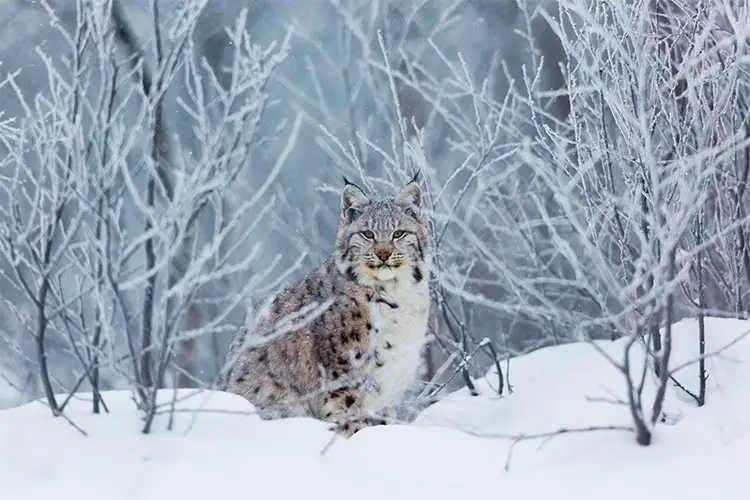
1, 317, 749, 500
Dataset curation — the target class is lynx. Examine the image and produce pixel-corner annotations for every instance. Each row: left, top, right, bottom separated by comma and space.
223, 176, 433, 437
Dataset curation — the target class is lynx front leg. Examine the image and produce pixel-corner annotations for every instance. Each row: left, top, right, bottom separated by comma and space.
322, 387, 386, 437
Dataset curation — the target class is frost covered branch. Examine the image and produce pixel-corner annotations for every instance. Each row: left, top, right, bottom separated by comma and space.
0, 0, 296, 431
302, 0, 750, 441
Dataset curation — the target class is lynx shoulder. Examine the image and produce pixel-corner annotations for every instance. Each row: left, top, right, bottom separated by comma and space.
223, 177, 433, 436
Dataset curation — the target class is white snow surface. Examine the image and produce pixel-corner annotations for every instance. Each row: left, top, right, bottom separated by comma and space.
2, 317, 749, 500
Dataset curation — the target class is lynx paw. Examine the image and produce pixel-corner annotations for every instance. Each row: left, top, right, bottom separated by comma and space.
329, 416, 387, 438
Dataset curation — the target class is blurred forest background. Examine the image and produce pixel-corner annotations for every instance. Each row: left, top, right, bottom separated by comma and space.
0, 0, 748, 416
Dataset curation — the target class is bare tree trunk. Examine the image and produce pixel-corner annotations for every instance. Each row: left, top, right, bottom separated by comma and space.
695, 214, 707, 406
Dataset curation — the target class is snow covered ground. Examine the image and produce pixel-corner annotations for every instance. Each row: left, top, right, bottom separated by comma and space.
1, 317, 749, 500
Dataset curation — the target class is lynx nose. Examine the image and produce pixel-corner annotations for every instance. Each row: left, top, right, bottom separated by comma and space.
375, 248, 393, 263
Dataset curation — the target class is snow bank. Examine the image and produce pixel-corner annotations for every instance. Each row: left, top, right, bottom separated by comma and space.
1, 317, 749, 500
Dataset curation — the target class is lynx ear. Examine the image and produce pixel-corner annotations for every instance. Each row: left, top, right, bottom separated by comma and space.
341, 178, 370, 223
395, 181, 422, 218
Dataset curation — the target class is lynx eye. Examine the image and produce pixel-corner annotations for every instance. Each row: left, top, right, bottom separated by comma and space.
361, 230, 375, 240
392, 230, 406, 239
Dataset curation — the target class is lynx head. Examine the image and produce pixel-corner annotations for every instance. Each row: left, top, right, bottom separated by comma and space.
334, 175, 432, 288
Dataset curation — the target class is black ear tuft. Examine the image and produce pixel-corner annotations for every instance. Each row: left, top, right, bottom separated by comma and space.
408, 171, 420, 185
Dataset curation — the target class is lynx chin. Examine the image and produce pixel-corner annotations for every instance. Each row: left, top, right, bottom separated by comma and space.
222, 176, 433, 437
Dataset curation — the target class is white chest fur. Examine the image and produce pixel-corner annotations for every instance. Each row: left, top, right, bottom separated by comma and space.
364, 278, 430, 412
